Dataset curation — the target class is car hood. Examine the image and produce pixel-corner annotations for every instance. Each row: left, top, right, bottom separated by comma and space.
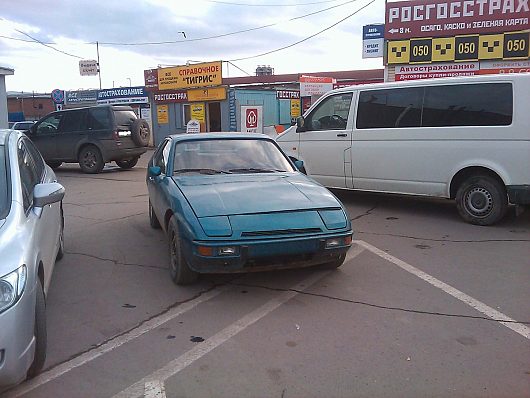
173, 174, 341, 217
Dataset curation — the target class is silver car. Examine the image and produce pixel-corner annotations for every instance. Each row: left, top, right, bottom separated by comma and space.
0, 129, 65, 388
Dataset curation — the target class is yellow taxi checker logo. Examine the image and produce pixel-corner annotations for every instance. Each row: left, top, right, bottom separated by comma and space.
432, 37, 455, 62
479, 34, 504, 59
388, 40, 410, 64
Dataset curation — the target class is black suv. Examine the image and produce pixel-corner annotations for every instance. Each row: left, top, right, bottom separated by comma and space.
28, 105, 151, 173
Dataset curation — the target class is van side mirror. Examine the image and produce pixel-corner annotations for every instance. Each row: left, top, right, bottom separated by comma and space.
296, 116, 306, 133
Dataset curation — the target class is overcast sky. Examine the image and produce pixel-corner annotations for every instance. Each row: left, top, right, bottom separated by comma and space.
1, 0, 385, 93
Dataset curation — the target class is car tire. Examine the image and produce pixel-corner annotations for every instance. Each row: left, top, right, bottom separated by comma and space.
78, 146, 104, 174
56, 207, 65, 260
116, 157, 139, 169
27, 279, 47, 379
46, 161, 62, 169
149, 200, 161, 229
320, 253, 346, 270
168, 216, 198, 285
456, 175, 508, 226
131, 119, 150, 147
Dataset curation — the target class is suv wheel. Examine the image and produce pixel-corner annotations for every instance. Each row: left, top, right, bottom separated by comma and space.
78, 145, 104, 174
131, 119, 150, 147
116, 157, 139, 169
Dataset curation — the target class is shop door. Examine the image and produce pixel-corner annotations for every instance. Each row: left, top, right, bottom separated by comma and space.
207, 102, 221, 132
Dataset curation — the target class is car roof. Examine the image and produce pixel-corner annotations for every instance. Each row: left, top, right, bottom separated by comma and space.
169, 133, 274, 142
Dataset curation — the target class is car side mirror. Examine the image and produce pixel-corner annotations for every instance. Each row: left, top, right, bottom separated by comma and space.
33, 182, 65, 208
296, 116, 306, 133
294, 160, 304, 170
148, 166, 162, 177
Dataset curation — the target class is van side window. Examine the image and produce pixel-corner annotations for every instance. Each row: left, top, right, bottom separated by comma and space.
59, 110, 88, 132
422, 83, 512, 127
305, 93, 352, 131
357, 87, 423, 129
88, 108, 111, 130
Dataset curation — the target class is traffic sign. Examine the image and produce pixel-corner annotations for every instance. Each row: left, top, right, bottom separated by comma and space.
51, 89, 64, 104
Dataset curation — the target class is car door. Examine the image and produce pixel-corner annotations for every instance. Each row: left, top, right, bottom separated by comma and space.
147, 139, 171, 227
18, 139, 59, 292
296, 92, 354, 188
29, 113, 64, 161
56, 109, 89, 161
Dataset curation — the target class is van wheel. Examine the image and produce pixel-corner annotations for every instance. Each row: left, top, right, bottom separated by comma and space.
116, 157, 139, 169
46, 161, 62, 169
168, 216, 198, 285
131, 119, 150, 147
78, 146, 104, 174
456, 175, 508, 226
27, 279, 47, 378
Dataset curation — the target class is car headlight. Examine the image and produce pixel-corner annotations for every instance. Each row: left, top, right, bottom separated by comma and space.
0, 265, 27, 314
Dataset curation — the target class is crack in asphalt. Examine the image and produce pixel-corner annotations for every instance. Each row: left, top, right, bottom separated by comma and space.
228, 282, 530, 325
350, 205, 378, 221
89, 211, 146, 226
64, 214, 106, 222
64, 251, 166, 270
355, 230, 530, 243
41, 277, 240, 372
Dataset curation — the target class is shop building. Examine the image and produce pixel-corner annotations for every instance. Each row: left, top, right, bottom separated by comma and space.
146, 64, 383, 145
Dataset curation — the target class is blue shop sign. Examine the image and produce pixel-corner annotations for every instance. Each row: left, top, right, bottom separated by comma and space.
97, 86, 149, 105
362, 24, 384, 40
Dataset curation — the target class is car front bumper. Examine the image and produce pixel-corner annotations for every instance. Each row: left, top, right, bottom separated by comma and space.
184, 232, 353, 273
0, 283, 36, 388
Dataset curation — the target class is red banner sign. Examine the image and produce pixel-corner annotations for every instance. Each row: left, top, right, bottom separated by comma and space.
144, 69, 159, 91
385, 0, 530, 39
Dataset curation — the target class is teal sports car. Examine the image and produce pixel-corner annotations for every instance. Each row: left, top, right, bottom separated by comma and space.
147, 133, 352, 285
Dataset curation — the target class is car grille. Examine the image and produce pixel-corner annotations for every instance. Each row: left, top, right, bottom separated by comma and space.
241, 228, 321, 237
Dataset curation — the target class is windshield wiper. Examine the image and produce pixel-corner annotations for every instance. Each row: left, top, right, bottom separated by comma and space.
228, 168, 286, 173
174, 168, 231, 175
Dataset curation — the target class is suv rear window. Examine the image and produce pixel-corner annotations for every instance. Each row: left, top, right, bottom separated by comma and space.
114, 110, 138, 127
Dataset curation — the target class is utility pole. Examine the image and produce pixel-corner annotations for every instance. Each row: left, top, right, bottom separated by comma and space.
96, 41, 102, 89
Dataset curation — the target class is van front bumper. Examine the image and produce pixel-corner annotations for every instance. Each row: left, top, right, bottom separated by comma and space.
0, 284, 36, 388
507, 185, 530, 205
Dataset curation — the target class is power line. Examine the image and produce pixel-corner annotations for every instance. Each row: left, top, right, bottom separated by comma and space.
228, 0, 375, 61
205, 0, 342, 5
13, 28, 84, 59
92, 0, 361, 46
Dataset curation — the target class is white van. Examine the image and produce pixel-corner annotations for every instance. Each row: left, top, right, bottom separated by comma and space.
276, 74, 530, 225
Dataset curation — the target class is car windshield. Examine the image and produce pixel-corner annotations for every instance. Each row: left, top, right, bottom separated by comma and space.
0, 146, 8, 219
172, 138, 294, 174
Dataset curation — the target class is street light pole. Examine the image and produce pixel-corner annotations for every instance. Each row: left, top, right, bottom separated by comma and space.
96, 41, 102, 89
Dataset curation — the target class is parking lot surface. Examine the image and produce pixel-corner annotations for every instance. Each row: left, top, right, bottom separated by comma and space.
4, 151, 529, 398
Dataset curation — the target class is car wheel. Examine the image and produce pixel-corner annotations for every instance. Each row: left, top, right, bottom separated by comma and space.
320, 253, 346, 270
456, 175, 508, 226
168, 216, 198, 285
131, 119, 151, 147
27, 279, 47, 379
56, 207, 65, 260
149, 200, 161, 229
46, 161, 62, 169
116, 157, 139, 169
78, 146, 104, 174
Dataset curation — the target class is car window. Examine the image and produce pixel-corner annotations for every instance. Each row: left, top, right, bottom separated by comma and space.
13, 122, 34, 130
17, 139, 40, 211
23, 138, 45, 180
114, 110, 138, 127
88, 107, 111, 130
59, 110, 88, 132
0, 145, 8, 219
304, 93, 352, 131
172, 139, 294, 174
154, 140, 169, 174
36, 114, 63, 135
